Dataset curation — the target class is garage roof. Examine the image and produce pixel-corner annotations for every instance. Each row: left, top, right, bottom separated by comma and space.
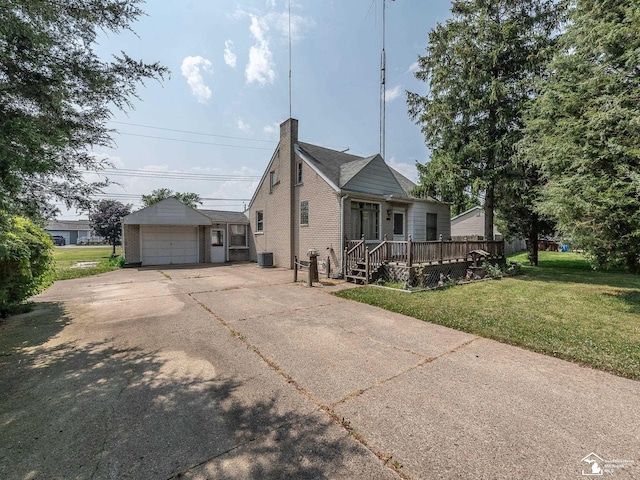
123, 197, 212, 225
200, 210, 249, 224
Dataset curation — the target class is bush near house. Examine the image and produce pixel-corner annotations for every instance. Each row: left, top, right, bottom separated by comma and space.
0, 216, 55, 317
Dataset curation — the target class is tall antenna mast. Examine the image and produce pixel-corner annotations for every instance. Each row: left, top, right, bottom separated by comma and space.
379, 0, 391, 159
288, 0, 292, 119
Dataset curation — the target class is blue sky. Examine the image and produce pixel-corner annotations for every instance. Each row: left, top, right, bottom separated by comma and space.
63, 0, 454, 218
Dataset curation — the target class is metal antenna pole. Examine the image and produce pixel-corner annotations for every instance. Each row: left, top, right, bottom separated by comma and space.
288, 0, 292, 119
380, 0, 386, 159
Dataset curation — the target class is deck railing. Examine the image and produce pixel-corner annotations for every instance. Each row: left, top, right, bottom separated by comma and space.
344, 236, 505, 283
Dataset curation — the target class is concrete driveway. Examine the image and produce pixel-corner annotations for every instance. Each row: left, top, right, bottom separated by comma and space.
0, 264, 638, 479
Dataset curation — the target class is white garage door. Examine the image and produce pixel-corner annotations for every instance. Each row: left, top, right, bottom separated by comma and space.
141, 225, 198, 265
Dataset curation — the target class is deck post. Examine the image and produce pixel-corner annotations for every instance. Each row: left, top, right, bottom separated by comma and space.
439, 234, 444, 264
294, 256, 298, 282
407, 235, 413, 266
365, 247, 370, 285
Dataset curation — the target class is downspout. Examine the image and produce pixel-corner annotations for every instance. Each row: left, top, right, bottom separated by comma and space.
226, 223, 230, 262
340, 193, 349, 275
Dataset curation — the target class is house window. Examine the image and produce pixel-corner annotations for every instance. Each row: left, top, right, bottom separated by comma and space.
300, 201, 309, 225
426, 213, 437, 241
351, 201, 379, 240
256, 211, 264, 232
269, 171, 277, 191
296, 162, 303, 184
229, 225, 247, 247
393, 212, 404, 236
211, 229, 224, 246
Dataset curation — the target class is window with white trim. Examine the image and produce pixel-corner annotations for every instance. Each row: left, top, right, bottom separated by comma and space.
256, 211, 264, 232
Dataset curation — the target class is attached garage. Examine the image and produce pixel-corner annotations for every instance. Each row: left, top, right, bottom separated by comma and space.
140, 225, 198, 265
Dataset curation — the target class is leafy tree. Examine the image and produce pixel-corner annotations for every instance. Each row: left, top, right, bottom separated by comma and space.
520, 0, 640, 272
89, 200, 132, 256
0, 214, 55, 317
407, 0, 565, 249
141, 188, 202, 209
0, 0, 168, 219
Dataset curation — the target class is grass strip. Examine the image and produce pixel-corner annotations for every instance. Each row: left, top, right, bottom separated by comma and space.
335, 252, 640, 380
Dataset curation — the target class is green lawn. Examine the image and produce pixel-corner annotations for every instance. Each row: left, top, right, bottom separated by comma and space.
54, 246, 122, 280
335, 251, 640, 380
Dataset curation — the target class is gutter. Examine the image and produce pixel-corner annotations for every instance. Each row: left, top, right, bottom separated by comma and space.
340, 193, 349, 275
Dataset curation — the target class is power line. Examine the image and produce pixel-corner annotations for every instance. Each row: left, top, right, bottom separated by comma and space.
116, 132, 274, 150
81, 167, 260, 181
92, 193, 251, 201
110, 120, 277, 144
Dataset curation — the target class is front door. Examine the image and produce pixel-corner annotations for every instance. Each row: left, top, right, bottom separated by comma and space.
210, 229, 225, 263
393, 210, 405, 241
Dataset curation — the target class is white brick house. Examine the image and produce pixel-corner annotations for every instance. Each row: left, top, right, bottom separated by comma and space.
248, 118, 451, 276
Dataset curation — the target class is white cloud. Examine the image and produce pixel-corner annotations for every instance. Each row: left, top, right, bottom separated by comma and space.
180, 56, 213, 104
385, 85, 403, 103
263, 11, 314, 42
387, 157, 418, 183
245, 15, 276, 85
263, 122, 279, 136
407, 61, 419, 74
236, 118, 253, 133
223, 40, 237, 68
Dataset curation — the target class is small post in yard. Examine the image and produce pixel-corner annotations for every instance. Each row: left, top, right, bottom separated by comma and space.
308, 249, 319, 287
294, 255, 298, 282
326, 256, 331, 278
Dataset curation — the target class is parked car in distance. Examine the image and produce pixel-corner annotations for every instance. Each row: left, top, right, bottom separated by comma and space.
77, 235, 105, 245
50, 235, 66, 246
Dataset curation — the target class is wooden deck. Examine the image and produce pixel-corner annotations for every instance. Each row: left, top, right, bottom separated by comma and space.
344, 237, 505, 284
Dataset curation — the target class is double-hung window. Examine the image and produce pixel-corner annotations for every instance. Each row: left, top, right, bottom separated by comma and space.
300, 201, 309, 225
256, 211, 264, 232
230, 225, 247, 247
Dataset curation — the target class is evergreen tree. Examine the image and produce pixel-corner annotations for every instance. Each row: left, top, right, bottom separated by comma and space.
408, 0, 564, 254
520, 0, 640, 271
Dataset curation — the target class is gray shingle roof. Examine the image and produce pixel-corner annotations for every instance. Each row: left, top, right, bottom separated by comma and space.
199, 210, 249, 224
47, 220, 92, 231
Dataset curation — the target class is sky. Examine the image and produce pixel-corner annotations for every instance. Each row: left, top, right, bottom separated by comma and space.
60, 0, 454, 219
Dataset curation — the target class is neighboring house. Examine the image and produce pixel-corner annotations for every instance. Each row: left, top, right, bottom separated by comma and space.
46, 220, 92, 245
122, 198, 250, 266
248, 118, 450, 276
451, 206, 526, 254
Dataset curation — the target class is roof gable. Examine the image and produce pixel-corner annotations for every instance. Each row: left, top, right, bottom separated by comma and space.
123, 197, 212, 225
341, 154, 408, 197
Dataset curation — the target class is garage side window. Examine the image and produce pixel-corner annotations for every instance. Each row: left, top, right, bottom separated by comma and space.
256, 211, 264, 232
300, 201, 308, 226
230, 225, 247, 247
